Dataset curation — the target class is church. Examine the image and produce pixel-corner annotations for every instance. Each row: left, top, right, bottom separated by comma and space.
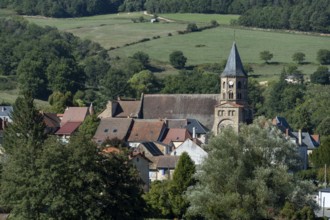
98, 42, 253, 140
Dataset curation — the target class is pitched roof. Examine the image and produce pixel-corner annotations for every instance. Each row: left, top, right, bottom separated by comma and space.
103, 146, 121, 154
94, 118, 133, 144
61, 107, 89, 125
0, 106, 13, 121
292, 131, 320, 150
42, 112, 60, 128
156, 155, 180, 169
161, 128, 192, 145
128, 119, 166, 142
142, 94, 221, 130
55, 122, 82, 135
166, 119, 187, 129
186, 118, 208, 134
98, 100, 141, 119
115, 100, 141, 118
138, 142, 164, 156
222, 42, 247, 77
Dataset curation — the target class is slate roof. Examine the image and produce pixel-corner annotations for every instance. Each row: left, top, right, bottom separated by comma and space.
161, 128, 192, 145
127, 119, 166, 142
272, 116, 292, 133
292, 131, 320, 150
142, 94, 221, 130
61, 107, 89, 125
94, 118, 133, 144
0, 106, 13, 121
156, 155, 180, 169
222, 42, 247, 77
186, 118, 209, 134
55, 122, 82, 135
138, 142, 164, 156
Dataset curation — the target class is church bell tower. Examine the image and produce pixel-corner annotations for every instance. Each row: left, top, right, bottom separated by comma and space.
213, 42, 253, 134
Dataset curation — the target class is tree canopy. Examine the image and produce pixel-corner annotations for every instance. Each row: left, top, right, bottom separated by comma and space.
186, 118, 316, 219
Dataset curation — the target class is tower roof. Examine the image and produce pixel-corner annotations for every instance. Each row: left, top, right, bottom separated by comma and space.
222, 42, 247, 77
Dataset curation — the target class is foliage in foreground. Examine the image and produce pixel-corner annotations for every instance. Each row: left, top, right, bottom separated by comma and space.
0, 94, 145, 219
144, 152, 196, 219
186, 117, 316, 219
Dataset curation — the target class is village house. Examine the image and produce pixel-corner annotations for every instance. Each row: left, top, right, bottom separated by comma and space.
55, 105, 93, 143
171, 138, 207, 165
272, 116, 320, 169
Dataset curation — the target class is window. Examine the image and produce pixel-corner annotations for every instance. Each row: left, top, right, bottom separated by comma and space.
237, 81, 241, 89
218, 110, 224, 116
229, 91, 234, 99
223, 81, 225, 89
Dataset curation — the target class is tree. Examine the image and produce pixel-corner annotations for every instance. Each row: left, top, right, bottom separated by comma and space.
317, 49, 330, 65
310, 66, 329, 85
169, 50, 187, 69
132, 51, 150, 67
0, 94, 47, 219
170, 152, 195, 218
186, 118, 316, 219
310, 136, 330, 168
260, 50, 273, 64
292, 52, 306, 64
128, 70, 159, 98
36, 133, 146, 219
143, 180, 174, 218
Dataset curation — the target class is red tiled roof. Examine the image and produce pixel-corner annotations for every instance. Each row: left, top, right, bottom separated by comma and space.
61, 107, 89, 125
311, 134, 320, 144
55, 122, 82, 135
161, 128, 192, 145
128, 119, 166, 142
115, 100, 141, 118
103, 147, 121, 154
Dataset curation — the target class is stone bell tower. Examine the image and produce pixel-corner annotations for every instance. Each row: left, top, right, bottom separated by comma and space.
213, 42, 253, 134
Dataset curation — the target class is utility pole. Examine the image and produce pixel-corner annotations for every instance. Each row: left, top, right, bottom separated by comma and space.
325, 164, 327, 188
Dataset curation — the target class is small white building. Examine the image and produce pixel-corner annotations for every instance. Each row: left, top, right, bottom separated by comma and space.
318, 188, 330, 208
171, 138, 208, 165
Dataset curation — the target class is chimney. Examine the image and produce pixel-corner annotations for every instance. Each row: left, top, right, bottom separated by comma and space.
192, 127, 196, 139
89, 102, 94, 116
285, 128, 289, 137
298, 129, 302, 146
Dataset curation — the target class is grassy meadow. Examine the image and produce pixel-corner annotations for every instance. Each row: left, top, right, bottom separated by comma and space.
1, 9, 329, 82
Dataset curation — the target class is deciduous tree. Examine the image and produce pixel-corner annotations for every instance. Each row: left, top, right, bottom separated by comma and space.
260, 50, 273, 64
186, 118, 315, 219
169, 50, 187, 69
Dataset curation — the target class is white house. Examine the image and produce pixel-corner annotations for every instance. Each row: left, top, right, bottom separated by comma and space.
171, 138, 208, 165
318, 188, 330, 208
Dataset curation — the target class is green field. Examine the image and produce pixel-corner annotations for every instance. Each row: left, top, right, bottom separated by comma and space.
1, 10, 329, 82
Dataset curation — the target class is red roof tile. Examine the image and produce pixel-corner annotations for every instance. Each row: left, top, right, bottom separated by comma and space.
55, 122, 82, 135
128, 119, 166, 142
61, 107, 89, 125
162, 128, 192, 145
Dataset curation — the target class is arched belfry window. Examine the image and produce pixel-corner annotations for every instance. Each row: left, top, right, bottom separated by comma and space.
229, 91, 234, 99
223, 82, 225, 89
237, 81, 241, 89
